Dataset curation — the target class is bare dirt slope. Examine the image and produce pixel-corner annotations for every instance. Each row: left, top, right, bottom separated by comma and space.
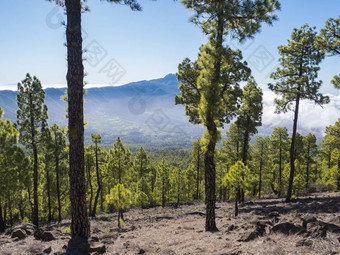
1, 192, 340, 255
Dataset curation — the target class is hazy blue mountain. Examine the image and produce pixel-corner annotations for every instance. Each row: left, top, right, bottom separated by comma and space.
0, 74, 204, 147
0, 74, 327, 147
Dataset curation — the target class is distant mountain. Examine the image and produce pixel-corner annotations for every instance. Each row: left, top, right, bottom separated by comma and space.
0, 74, 204, 147
0, 74, 334, 147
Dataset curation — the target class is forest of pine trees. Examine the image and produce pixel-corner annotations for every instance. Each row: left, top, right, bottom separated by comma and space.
0, 0, 339, 240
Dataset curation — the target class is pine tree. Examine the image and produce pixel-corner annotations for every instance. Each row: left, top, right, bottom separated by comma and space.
62, 0, 142, 237
0, 108, 27, 231
252, 136, 269, 199
154, 158, 170, 207
178, 0, 279, 230
236, 76, 263, 202
302, 133, 318, 189
237, 76, 263, 165
225, 161, 251, 216
107, 137, 132, 185
171, 167, 185, 206
16, 74, 48, 227
269, 24, 329, 202
317, 16, 340, 88
91, 134, 102, 217
106, 184, 132, 228
134, 147, 149, 179
190, 138, 205, 200
324, 119, 340, 190
269, 127, 289, 196
45, 124, 68, 222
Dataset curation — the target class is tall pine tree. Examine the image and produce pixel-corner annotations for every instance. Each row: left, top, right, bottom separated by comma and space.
16, 74, 48, 227
269, 24, 329, 202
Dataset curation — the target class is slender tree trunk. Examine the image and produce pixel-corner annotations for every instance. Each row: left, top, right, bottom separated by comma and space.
46, 165, 52, 221
337, 158, 340, 190
86, 160, 93, 217
258, 154, 263, 199
286, 93, 301, 202
117, 209, 121, 229
234, 191, 238, 217
7, 193, 13, 227
241, 128, 249, 203
163, 184, 165, 206
0, 198, 4, 232
100, 183, 104, 212
306, 145, 310, 189
32, 143, 39, 227
55, 152, 62, 222
196, 148, 200, 200
92, 144, 101, 217
18, 200, 24, 222
3, 207, 6, 229
278, 143, 282, 197
177, 183, 180, 206
120, 209, 124, 221
66, 0, 90, 237
27, 188, 34, 221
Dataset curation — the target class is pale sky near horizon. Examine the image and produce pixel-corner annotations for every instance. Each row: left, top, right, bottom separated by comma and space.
0, 0, 339, 94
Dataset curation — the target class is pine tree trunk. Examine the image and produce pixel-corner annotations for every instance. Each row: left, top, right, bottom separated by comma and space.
46, 166, 52, 221
92, 144, 101, 217
118, 209, 121, 229
203, 6, 224, 232
241, 129, 249, 203
55, 152, 62, 222
66, 0, 90, 237
306, 145, 310, 189
204, 120, 217, 231
278, 143, 282, 197
234, 191, 238, 217
196, 148, 200, 200
0, 198, 4, 232
27, 188, 34, 221
162, 182, 165, 208
258, 155, 263, 199
32, 143, 39, 227
86, 160, 93, 217
3, 207, 6, 229
286, 94, 300, 202
337, 158, 340, 190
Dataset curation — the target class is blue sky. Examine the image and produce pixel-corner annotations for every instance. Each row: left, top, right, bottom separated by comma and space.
0, 0, 339, 93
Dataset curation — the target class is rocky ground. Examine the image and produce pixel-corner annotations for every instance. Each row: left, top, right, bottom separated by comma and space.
1, 192, 340, 255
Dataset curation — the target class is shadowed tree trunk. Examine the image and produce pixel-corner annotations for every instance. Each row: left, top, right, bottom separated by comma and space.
258, 150, 263, 199
337, 159, 340, 190
286, 89, 301, 202
55, 151, 62, 223
66, 0, 90, 237
92, 143, 101, 217
32, 144, 39, 227
204, 118, 217, 231
46, 166, 52, 221
196, 147, 200, 200
86, 159, 93, 217
0, 199, 4, 232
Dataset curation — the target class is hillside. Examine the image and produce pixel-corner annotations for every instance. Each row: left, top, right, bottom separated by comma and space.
0, 74, 336, 147
0, 74, 204, 147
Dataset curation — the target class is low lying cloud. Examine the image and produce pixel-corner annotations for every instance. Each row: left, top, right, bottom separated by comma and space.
261, 90, 340, 138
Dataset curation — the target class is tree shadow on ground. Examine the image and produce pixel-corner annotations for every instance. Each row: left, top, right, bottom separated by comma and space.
64, 236, 90, 255
239, 194, 340, 216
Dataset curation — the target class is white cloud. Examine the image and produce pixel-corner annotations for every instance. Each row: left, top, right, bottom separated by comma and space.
261, 90, 340, 138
